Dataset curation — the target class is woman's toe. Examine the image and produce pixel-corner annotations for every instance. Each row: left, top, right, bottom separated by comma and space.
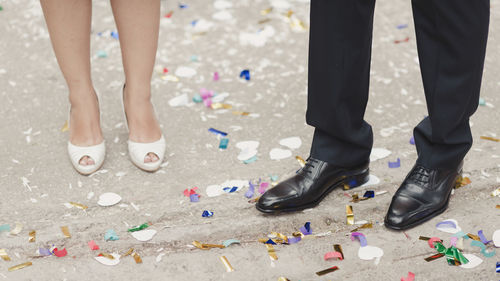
79, 156, 89, 166
87, 157, 95, 165
145, 153, 159, 163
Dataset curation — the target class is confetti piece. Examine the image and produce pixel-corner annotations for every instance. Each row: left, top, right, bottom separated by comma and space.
222, 239, 241, 248
258, 182, 269, 194
128, 223, 151, 232
351, 222, 373, 232
61, 226, 71, 238
0, 224, 10, 233
436, 219, 462, 234
97, 193, 122, 207
358, 245, 384, 263
213, 72, 219, 81
492, 230, 500, 247
395, 37, 410, 44
208, 128, 228, 137
202, 210, 214, 217
61, 121, 69, 132
190, 193, 200, 202
315, 266, 339, 276
363, 190, 375, 198
88, 240, 99, 250
169, 93, 189, 107
111, 31, 119, 39
370, 148, 391, 162
388, 158, 401, 168
97, 50, 107, 58
477, 230, 492, 245
192, 241, 225, 250
239, 69, 250, 80
132, 252, 143, 264
220, 256, 234, 272
219, 138, 229, 149
401, 272, 415, 281
38, 248, 52, 256
260, 7, 273, 15
28, 230, 36, 242
277, 278, 290, 281
350, 232, 368, 247
95, 253, 121, 266
295, 156, 306, 167
271, 232, 289, 244
269, 148, 292, 160
104, 229, 119, 241
455, 177, 472, 188
324, 251, 343, 261
470, 240, 496, 258
480, 136, 500, 142
346, 205, 354, 225
460, 254, 483, 269
496, 262, 500, 273
334, 244, 344, 259
69, 201, 88, 210
131, 229, 157, 242
300, 222, 312, 235
0, 249, 11, 261
223, 186, 238, 193
397, 24, 409, 29
279, 137, 302, 149
410, 136, 415, 145
175, 66, 196, 78
491, 187, 500, 197
266, 244, 278, 260
8, 262, 32, 272
53, 248, 67, 257
245, 181, 255, 198
243, 156, 258, 164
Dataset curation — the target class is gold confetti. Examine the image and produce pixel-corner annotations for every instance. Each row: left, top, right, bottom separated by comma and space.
266, 244, 278, 260
211, 103, 232, 110
98, 253, 115, 260
491, 188, 500, 197
480, 136, 500, 142
285, 10, 294, 18
0, 249, 11, 261
8, 262, 32, 272
28, 230, 36, 243
343, 184, 350, 190
232, 111, 250, 116
351, 193, 360, 203
467, 233, 481, 241
258, 18, 272, 24
192, 241, 225, 250
295, 156, 306, 167
455, 176, 471, 189
61, 121, 69, 132
351, 222, 373, 232
61, 226, 71, 238
270, 232, 289, 244
333, 244, 344, 260
496, 205, 500, 209
69, 201, 88, 210
132, 252, 142, 264
346, 205, 354, 225
315, 266, 339, 276
260, 7, 273, 15
278, 278, 290, 281
220, 256, 234, 272
121, 248, 134, 257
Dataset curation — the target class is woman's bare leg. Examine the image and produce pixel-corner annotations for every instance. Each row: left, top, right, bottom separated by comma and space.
40, 0, 103, 165
110, 0, 162, 163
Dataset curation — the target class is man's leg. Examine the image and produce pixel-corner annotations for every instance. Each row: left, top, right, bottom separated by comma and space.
256, 0, 376, 213
385, 0, 489, 230
307, 0, 376, 168
412, 0, 489, 169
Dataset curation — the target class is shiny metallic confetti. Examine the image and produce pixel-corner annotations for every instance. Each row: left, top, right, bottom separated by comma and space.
346, 205, 354, 225
61, 226, 71, 238
351, 222, 373, 232
69, 201, 88, 210
121, 248, 134, 257
295, 156, 306, 167
0, 249, 11, 261
220, 256, 234, 272
61, 121, 69, 132
315, 266, 339, 276
455, 177, 472, 188
480, 136, 500, 142
334, 244, 344, 260
266, 244, 278, 260
28, 230, 36, 242
192, 241, 224, 250
128, 222, 150, 232
132, 252, 143, 264
260, 7, 273, 15
98, 253, 115, 260
8, 262, 32, 272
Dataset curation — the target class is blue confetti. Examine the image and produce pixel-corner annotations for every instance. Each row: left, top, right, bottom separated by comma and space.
239, 69, 250, 81
110, 31, 119, 39
208, 127, 228, 137
190, 193, 200, 202
496, 262, 500, 273
219, 138, 229, 149
0, 224, 10, 232
300, 222, 312, 235
179, 3, 188, 9
104, 229, 119, 241
388, 158, 401, 168
202, 210, 214, 217
397, 24, 408, 29
223, 186, 238, 193
191, 20, 198, 26
265, 239, 277, 245
363, 190, 375, 198
243, 156, 258, 164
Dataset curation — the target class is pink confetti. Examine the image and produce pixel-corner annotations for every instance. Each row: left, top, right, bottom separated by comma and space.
401, 272, 415, 281
324, 251, 343, 261
88, 240, 99, 251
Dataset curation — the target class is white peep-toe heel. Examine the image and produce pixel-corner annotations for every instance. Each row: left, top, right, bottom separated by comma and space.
120, 84, 166, 172
67, 93, 106, 175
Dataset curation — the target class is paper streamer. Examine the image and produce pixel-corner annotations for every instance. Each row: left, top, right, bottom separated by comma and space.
470, 240, 496, 258
324, 251, 343, 261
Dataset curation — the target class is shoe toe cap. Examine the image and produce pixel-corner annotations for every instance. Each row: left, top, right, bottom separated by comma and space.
257, 183, 298, 210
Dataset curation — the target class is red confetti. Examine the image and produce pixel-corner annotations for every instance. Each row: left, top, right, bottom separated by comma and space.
394, 37, 410, 44
88, 240, 100, 251
401, 272, 415, 281
165, 11, 173, 18
53, 248, 68, 257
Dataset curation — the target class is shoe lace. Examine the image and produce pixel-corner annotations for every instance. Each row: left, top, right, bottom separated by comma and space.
409, 166, 431, 185
302, 157, 320, 174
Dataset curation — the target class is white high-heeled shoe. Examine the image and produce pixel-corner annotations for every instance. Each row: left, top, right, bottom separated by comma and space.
67, 93, 106, 175
120, 84, 166, 172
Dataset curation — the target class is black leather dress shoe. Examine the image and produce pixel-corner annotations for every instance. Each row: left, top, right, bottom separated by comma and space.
384, 162, 463, 230
256, 157, 370, 213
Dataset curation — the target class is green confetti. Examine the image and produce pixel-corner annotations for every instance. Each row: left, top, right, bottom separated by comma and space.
128, 222, 150, 232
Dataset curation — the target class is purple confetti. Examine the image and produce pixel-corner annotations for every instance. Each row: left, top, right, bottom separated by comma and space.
245, 181, 255, 198
300, 222, 312, 235
202, 210, 213, 217
350, 232, 368, 247
478, 230, 492, 245
190, 193, 200, 202
410, 136, 415, 145
39, 248, 52, 256
397, 24, 408, 29
208, 128, 227, 137
287, 236, 302, 244
388, 158, 401, 168
436, 221, 457, 229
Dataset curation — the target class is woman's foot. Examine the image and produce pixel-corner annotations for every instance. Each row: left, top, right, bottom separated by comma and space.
123, 84, 162, 163
69, 89, 104, 166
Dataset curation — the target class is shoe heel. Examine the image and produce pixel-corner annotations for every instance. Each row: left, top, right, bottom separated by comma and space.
342, 170, 370, 191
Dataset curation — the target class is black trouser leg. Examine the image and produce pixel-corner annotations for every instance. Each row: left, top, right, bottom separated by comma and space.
307, 0, 376, 168
412, 0, 490, 169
